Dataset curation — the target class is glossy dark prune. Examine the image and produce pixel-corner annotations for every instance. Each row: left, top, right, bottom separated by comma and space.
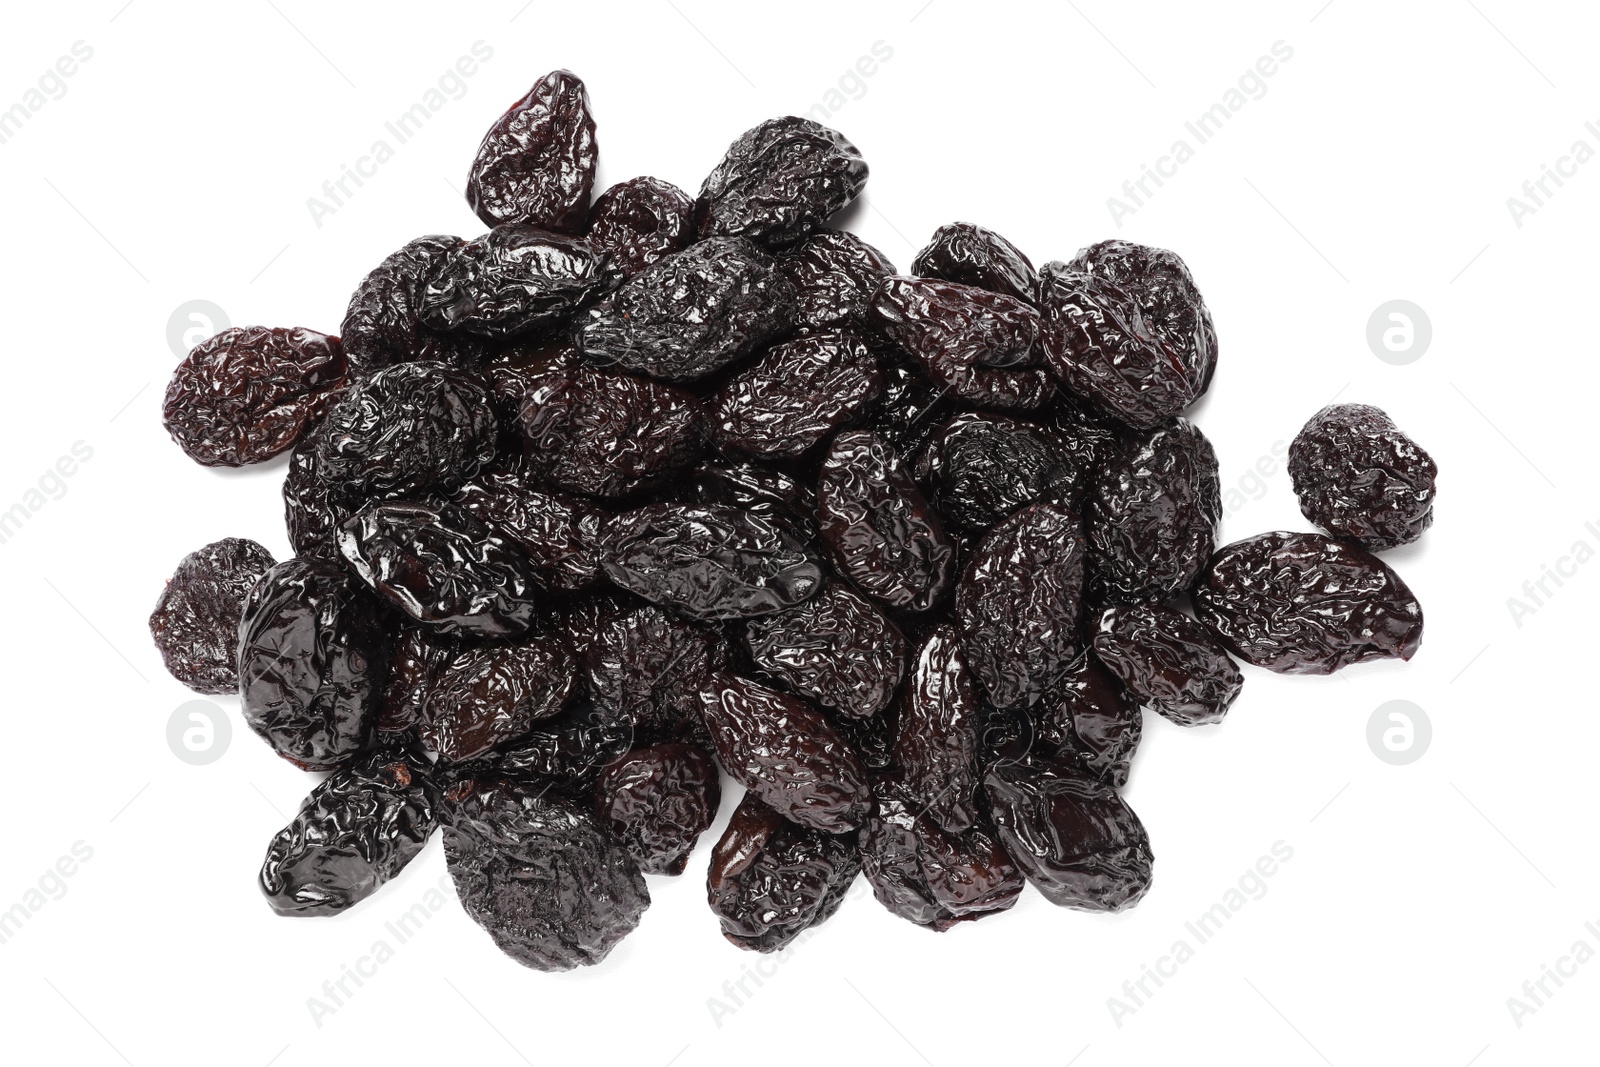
452, 470, 604, 592
893, 626, 984, 834
871, 358, 956, 457
465, 69, 596, 232
487, 699, 635, 790
573, 600, 719, 746
709, 330, 883, 459
150, 538, 276, 694
838, 700, 899, 772
259, 746, 439, 916
602, 503, 824, 621
237, 559, 389, 770
914, 413, 1083, 533
417, 225, 616, 340
911, 222, 1038, 306
162, 326, 346, 467
594, 743, 721, 875
817, 430, 957, 614
283, 413, 357, 563
586, 177, 695, 275
1032, 654, 1140, 788
1194, 531, 1424, 674
692, 459, 817, 525
707, 792, 860, 952
1049, 392, 1127, 476
340, 236, 494, 375
575, 237, 797, 384
338, 501, 539, 638
743, 580, 907, 720
780, 229, 896, 329
1288, 404, 1437, 550
984, 756, 1154, 911
419, 635, 576, 762
695, 116, 868, 246
698, 673, 872, 833
375, 627, 451, 743
1092, 604, 1242, 726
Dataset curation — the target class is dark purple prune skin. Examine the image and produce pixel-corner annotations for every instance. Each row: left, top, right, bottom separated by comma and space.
486, 699, 634, 792
587, 177, 695, 276
984, 755, 1154, 911
340, 235, 494, 375
452, 470, 604, 592
871, 358, 957, 457
375, 627, 450, 744
911, 222, 1038, 306
150, 538, 276, 694
574, 237, 797, 384
743, 580, 907, 720
444, 775, 649, 971
957, 503, 1087, 709
707, 792, 860, 952
572, 599, 718, 746
466, 69, 596, 233
1032, 654, 1140, 788
1289, 403, 1438, 550
602, 503, 824, 621
1049, 392, 1127, 476
1088, 418, 1221, 604
698, 673, 871, 833
419, 634, 576, 761
259, 746, 439, 916
914, 412, 1083, 533
1194, 531, 1424, 674
417, 225, 617, 340
338, 501, 539, 639
817, 430, 957, 614
893, 626, 984, 834
1069, 239, 1217, 392
594, 743, 721, 876
162, 326, 346, 467
692, 459, 817, 523
780, 229, 896, 329
283, 411, 357, 563
695, 116, 869, 247
237, 558, 389, 770
709, 330, 883, 459
1092, 604, 1243, 726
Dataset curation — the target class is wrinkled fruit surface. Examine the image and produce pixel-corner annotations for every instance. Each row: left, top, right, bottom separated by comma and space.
1289, 403, 1437, 550
151, 538, 276, 693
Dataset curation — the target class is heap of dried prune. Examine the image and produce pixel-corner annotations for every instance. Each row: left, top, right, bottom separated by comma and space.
153, 67, 1434, 973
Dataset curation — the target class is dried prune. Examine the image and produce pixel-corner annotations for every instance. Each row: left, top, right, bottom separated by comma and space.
872, 358, 955, 457
1092, 604, 1242, 726
488, 699, 634, 790
1049, 392, 1126, 475
594, 743, 721, 875
957, 503, 1086, 709
420, 635, 576, 761
893, 625, 984, 833
444, 776, 649, 971
417, 225, 616, 341
338, 501, 539, 638
984, 756, 1154, 911
162, 326, 345, 467
340, 236, 493, 374
1194, 531, 1424, 674
259, 746, 439, 916
743, 580, 906, 721
237, 558, 389, 770
780, 229, 896, 328
692, 458, 817, 525
1087, 418, 1220, 604
706, 792, 860, 952
150, 538, 276, 693
575, 237, 796, 383
709, 330, 882, 458
282, 414, 357, 563
914, 413, 1082, 533
376, 627, 450, 743
466, 69, 596, 232
695, 116, 868, 246
1288, 404, 1437, 550
575, 600, 718, 745
911, 222, 1037, 306
452, 470, 604, 592
587, 177, 694, 275
1032, 654, 1140, 788
817, 430, 956, 613
602, 503, 823, 620
698, 673, 871, 833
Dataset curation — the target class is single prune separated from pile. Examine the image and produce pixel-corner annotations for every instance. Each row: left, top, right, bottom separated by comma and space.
1288, 403, 1438, 550
162, 326, 346, 467
602, 503, 824, 621
1088, 417, 1221, 604
417, 225, 616, 341
340, 235, 493, 375
587, 177, 695, 275
452, 470, 605, 592
338, 501, 539, 639
695, 116, 868, 246
237, 558, 389, 770
444, 775, 649, 971
466, 69, 596, 232
709, 330, 883, 459
743, 580, 906, 720
1032, 654, 1141, 788
914, 412, 1082, 533
1092, 604, 1242, 726
1194, 531, 1424, 674
893, 625, 985, 834
419, 634, 576, 762
984, 755, 1154, 911
150, 538, 276, 693
573, 599, 719, 746
698, 673, 871, 833
594, 743, 722, 875
706, 792, 860, 952
911, 222, 1038, 306
259, 746, 439, 916
817, 430, 956, 614
780, 229, 896, 329
575, 237, 797, 384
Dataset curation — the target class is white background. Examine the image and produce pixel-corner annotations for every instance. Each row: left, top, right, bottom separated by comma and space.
0, 1, 1594, 1063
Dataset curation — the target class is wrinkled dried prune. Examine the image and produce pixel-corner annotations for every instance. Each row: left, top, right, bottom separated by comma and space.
1032, 654, 1140, 788
911, 222, 1037, 306
914, 413, 1082, 533
707, 792, 860, 952
780, 229, 896, 328
417, 225, 616, 340
695, 116, 868, 246
894, 626, 984, 833
587, 177, 694, 275
574, 600, 718, 746
163, 326, 345, 467
282, 414, 357, 563
1194, 531, 1424, 674
420, 635, 575, 761
376, 627, 450, 743
1049, 392, 1126, 475
488, 699, 634, 789
698, 673, 871, 833
260, 746, 439, 916
743, 580, 906, 720
237, 559, 389, 770
466, 69, 596, 232
692, 458, 817, 525
1289, 404, 1437, 550
594, 743, 721, 875
838, 700, 899, 772
150, 538, 276, 693
452, 470, 604, 592
871, 358, 955, 457
1092, 604, 1242, 726
340, 236, 493, 375
709, 330, 882, 458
